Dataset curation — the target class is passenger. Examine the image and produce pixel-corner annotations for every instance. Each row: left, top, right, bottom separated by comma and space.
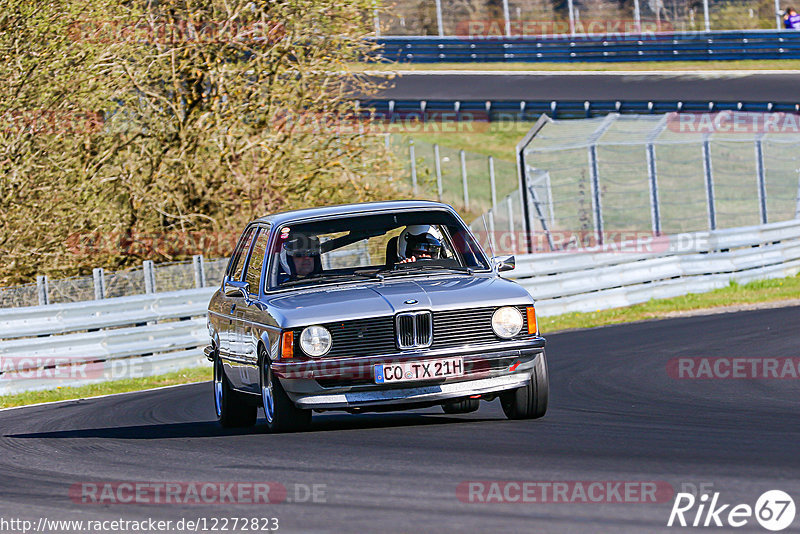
784, 7, 793, 28
396, 225, 445, 263
278, 235, 322, 282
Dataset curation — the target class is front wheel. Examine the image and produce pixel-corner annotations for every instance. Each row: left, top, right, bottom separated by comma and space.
214, 356, 257, 427
501, 351, 549, 420
260, 348, 311, 433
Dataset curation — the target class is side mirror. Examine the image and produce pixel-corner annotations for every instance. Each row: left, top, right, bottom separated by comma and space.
224, 282, 250, 298
492, 255, 515, 273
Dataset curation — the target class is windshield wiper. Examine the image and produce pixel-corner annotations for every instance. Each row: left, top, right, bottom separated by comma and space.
278, 272, 380, 289
385, 264, 473, 276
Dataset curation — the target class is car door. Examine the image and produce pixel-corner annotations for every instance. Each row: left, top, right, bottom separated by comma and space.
219, 225, 257, 369
237, 224, 271, 392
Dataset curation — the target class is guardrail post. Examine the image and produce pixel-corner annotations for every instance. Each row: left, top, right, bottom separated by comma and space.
193, 255, 206, 288
567, 0, 576, 36
460, 149, 469, 209
92, 268, 105, 300
409, 139, 417, 195
646, 143, 662, 235
702, 136, 717, 230
795, 169, 800, 219
755, 137, 768, 224
143, 260, 156, 294
434, 143, 443, 201
36, 275, 49, 306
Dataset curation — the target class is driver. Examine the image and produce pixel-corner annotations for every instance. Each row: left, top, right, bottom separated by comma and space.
397, 225, 445, 264
278, 234, 322, 282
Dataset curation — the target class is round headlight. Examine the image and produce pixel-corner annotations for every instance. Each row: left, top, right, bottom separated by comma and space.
299, 326, 332, 357
492, 307, 523, 339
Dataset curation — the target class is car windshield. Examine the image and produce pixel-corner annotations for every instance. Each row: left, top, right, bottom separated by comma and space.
267, 209, 490, 290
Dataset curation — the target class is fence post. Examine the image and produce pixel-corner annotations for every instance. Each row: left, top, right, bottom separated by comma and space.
488, 156, 497, 250
373, 2, 380, 36
703, 0, 711, 32
460, 149, 469, 209
587, 144, 604, 245
754, 137, 768, 225
434, 143, 443, 201
633, 0, 641, 33
567, 0, 576, 36
776, 0, 783, 29
507, 196, 516, 254
646, 143, 662, 235
435, 0, 444, 36
702, 136, 717, 230
193, 255, 206, 288
143, 260, 156, 294
502, 0, 511, 37
36, 275, 49, 306
795, 169, 800, 219
409, 139, 417, 195
93, 268, 105, 300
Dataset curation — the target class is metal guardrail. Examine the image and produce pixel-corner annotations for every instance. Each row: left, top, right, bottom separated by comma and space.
360, 99, 800, 121
505, 219, 800, 316
1, 221, 798, 394
373, 30, 800, 62
0, 287, 216, 395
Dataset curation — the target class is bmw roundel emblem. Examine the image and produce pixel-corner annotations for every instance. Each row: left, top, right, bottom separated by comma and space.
404, 299, 418, 305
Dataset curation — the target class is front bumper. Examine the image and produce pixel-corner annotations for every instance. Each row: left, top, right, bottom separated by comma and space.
271, 338, 545, 410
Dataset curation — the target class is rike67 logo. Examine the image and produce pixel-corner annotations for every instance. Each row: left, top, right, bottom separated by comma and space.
668, 490, 796, 531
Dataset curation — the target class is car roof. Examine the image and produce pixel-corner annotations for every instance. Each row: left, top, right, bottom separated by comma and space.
253, 200, 459, 227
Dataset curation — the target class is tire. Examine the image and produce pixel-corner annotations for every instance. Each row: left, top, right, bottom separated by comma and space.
214, 356, 257, 428
500, 351, 549, 420
441, 398, 480, 414
260, 348, 311, 433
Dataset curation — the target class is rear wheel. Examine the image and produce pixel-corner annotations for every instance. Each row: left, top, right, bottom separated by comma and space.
501, 351, 549, 420
214, 356, 257, 427
260, 348, 311, 433
441, 398, 480, 414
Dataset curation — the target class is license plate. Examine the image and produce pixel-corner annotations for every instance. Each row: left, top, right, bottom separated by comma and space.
374, 357, 464, 384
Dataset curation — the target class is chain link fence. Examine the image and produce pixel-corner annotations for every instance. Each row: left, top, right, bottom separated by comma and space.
375, 0, 787, 37
0, 257, 229, 309
502, 113, 800, 252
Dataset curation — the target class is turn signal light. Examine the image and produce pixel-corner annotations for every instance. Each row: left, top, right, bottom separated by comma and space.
526, 307, 538, 335
281, 331, 294, 359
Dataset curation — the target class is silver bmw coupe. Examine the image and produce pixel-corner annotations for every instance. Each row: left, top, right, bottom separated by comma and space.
206, 200, 548, 432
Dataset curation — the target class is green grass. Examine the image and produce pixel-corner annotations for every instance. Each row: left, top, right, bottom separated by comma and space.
540, 274, 800, 333
0, 366, 211, 409
2, 274, 798, 409
354, 60, 800, 72
398, 122, 532, 162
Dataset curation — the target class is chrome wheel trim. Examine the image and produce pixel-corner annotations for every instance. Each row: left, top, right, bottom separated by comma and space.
213, 358, 223, 418
262, 363, 274, 424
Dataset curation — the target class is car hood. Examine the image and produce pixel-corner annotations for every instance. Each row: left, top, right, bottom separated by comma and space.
266, 275, 532, 328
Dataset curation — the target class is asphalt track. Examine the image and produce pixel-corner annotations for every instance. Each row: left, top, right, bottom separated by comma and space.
1, 306, 799, 533
370, 71, 800, 102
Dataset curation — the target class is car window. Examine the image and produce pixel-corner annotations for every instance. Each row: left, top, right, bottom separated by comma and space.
226, 226, 257, 282
244, 226, 270, 295
266, 209, 490, 290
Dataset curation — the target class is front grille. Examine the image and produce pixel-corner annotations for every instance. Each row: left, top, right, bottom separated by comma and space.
396, 311, 433, 349
292, 316, 395, 358
293, 306, 533, 358
432, 306, 532, 349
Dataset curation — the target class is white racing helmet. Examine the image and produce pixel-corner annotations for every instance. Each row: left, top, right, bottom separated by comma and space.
397, 225, 445, 260
279, 234, 321, 276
